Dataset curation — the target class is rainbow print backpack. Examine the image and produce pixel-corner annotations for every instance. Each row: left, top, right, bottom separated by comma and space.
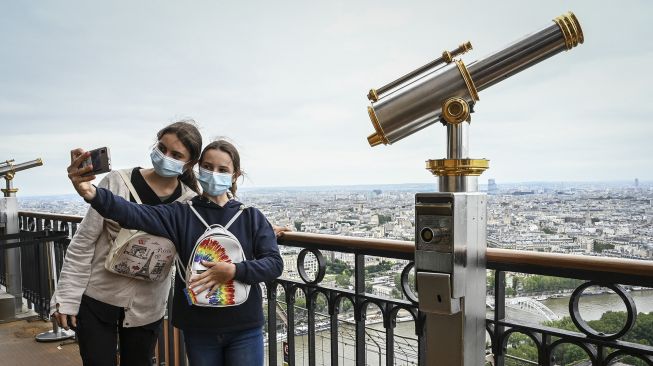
175, 201, 250, 307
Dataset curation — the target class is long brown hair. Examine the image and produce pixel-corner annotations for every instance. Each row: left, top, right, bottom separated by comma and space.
199, 139, 243, 196
157, 120, 202, 193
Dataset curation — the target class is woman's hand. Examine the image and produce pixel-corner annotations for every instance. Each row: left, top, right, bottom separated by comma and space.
52, 303, 77, 330
272, 224, 291, 238
188, 260, 236, 296
68, 148, 97, 201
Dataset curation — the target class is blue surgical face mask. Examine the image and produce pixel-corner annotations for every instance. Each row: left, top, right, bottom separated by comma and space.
150, 147, 186, 177
198, 167, 233, 196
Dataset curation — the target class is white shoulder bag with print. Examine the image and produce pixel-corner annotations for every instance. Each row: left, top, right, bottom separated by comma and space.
103, 170, 177, 282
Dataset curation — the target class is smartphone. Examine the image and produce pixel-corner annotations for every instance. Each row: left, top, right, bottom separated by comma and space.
76, 147, 111, 177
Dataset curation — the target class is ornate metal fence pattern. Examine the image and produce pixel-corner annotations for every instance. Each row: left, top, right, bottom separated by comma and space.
15, 212, 653, 366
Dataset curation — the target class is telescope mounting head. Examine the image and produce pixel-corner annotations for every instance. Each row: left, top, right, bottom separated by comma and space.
364, 11, 584, 192
1, 158, 44, 196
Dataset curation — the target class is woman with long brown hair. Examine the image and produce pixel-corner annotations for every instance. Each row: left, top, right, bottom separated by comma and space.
51, 120, 202, 366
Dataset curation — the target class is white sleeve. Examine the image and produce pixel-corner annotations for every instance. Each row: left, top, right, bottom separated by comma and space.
49, 172, 116, 315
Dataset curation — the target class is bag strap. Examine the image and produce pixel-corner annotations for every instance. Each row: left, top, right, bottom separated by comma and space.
188, 201, 246, 230
224, 205, 246, 229
117, 170, 143, 204
119, 169, 195, 204
177, 188, 196, 202
174, 254, 187, 284
175, 180, 199, 203
187, 201, 211, 229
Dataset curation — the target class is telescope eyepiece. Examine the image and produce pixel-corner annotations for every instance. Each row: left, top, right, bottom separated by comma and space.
367, 89, 379, 103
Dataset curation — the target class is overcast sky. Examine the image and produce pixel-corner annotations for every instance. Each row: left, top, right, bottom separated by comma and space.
1, 1, 651, 196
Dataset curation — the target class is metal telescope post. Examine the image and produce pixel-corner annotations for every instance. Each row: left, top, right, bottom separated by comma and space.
0, 158, 74, 340
364, 12, 584, 365
1, 158, 43, 316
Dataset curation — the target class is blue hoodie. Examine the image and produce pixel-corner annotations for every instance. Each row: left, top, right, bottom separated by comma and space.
89, 187, 283, 332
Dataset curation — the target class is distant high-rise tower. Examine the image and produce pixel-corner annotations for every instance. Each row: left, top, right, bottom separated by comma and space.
488, 179, 498, 195
635, 178, 639, 188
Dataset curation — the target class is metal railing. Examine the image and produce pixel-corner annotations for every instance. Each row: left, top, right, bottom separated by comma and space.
278, 232, 653, 366
13, 211, 187, 365
13, 211, 653, 366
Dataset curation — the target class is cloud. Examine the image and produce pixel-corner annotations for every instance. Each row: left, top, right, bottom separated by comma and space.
1, 0, 651, 196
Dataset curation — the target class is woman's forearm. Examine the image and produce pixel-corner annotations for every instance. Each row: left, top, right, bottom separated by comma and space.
89, 187, 179, 242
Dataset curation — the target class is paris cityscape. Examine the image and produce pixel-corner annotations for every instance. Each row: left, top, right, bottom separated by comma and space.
15, 179, 653, 364
18, 179, 653, 299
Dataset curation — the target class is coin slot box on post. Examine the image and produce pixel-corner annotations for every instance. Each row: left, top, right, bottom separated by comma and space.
414, 192, 487, 365
415, 194, 458, 316
415, 193, 486, 316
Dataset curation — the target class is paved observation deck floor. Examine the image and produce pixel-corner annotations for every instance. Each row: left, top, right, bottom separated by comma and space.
0, 317, 82, 366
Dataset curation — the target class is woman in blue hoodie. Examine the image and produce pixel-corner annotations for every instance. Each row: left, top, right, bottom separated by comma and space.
67, 139, 283, 366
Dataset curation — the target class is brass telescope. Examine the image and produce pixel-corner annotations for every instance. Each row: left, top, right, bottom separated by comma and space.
0, 159, 44, 179
366, 12, 583, 147
1, 158, 43, 196
364, 12, 585, 366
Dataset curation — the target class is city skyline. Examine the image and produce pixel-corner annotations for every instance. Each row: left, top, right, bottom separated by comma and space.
2, 1, 652, 196
19, 182, 653, 261
14, 179, 653, 199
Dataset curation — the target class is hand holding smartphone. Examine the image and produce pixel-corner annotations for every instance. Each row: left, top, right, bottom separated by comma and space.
71, 147, 111, 177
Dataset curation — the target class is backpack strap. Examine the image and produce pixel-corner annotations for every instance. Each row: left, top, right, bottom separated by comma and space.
117, 169, 143, 204
174, 254, 187, 284
188, 201, 246, 230
187, 201, 211, 229
224, 205, 246, 230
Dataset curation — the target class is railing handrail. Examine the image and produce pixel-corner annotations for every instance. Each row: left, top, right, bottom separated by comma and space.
18, 210, 653, 280
280, 232, 653, 279
19, 210, 83, 223
488, 247, 653, 279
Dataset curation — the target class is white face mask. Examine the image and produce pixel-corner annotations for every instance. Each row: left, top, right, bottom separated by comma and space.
198, 167, 232, 196
150, 147, 186, 177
